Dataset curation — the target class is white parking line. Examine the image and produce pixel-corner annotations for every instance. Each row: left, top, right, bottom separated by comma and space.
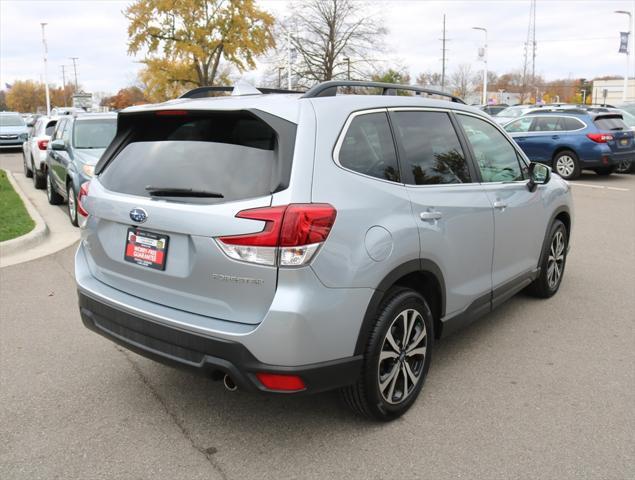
571, 183, 631, 192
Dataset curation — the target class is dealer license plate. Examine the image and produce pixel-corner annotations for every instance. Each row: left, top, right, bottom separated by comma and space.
124, 228, 169, 270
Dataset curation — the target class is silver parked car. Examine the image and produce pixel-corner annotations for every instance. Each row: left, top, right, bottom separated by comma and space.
75, 81, 573, 420
0, 112, 29, 149
23, 115, 59, 188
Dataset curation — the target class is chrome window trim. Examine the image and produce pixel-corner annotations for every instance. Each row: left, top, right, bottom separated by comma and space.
506, 114, 587, 134
332, 108, 406, 185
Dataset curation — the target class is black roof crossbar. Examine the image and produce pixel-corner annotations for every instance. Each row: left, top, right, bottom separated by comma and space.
180, 86, 304, 99
300, 80, 466, 104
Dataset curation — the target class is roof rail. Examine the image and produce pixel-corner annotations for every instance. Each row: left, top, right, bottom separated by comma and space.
300, 80, 466, 104
179, 86, 304, 99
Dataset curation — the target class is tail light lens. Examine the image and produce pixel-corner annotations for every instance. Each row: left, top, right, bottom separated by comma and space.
587, 133, 614, 143
216, 204, 336, 267
37, 139, 49, 150
77, 181, 90, 217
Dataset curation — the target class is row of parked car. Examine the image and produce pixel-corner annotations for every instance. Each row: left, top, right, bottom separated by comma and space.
0, 111, 117, 226
477, 103, 635, 179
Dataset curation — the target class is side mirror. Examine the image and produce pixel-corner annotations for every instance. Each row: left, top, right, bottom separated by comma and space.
26, 119, 36, 127
527, 162, 551, 192
51, 139, 66, 151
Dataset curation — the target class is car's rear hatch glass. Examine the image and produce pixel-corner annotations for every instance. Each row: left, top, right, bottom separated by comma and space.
85, 109, 297, 324
594, 114, 635, 151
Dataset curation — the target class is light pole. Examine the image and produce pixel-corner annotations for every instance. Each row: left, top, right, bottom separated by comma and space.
40, 23, 51, 115
473, 26, 488, 105
616, 10, 631, 102
498, 88, 505, 104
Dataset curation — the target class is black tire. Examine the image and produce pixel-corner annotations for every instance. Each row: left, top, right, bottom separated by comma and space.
67, 182, 78, 227
46, 170, 63, 205
594, 167, 614, 176
552, 150, 580, 180
23, 152, 33, 178
32, 158, 46, 189
527, 220, 568, 298
340, 287, 434, 421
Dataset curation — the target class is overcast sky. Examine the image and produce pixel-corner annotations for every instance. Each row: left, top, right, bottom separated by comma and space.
1, 0, 634, 95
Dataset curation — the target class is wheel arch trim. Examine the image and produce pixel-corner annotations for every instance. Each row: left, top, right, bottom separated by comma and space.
353, 259, 446, 355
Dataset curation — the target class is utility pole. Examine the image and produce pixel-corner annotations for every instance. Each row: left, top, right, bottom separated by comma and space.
70, 57, 79, 90
286, 29, 291, 90
60, 65, 67, 106
41, 23, 51, 115
440, 14, 449, 91
344, 57, 351, 80
278, 67, 284, 89
531, 0, 537, 85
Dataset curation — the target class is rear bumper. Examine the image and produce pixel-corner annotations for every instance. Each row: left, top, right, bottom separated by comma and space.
79, 291, 362, 394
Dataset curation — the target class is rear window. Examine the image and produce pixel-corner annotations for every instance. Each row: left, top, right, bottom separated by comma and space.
594, 116, 628, 131
99, 111, 296, 204
45, 120, 57, 136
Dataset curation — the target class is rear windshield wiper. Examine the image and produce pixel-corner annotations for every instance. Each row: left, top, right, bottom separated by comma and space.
145, 186, 224, 198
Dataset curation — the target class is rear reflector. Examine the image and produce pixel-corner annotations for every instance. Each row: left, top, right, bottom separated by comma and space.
256, 373, 306, 391
37, 139, 49, 150
587, 133, 614, 143
216, 204, 336, 267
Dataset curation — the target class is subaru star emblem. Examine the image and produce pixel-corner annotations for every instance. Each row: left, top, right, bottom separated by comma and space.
129, 208, 148, 223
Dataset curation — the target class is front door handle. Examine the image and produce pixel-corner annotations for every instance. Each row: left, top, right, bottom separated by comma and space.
493, 201, 507, 210
420, 210, 443, 221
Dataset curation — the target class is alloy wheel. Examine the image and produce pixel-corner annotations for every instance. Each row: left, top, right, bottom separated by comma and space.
556, 155, 575, 178
67, 185, 76, 222
615, 158, 631, 174
46, 174, 52, 200
377, 308, 427, 405
547, 230, 565, 289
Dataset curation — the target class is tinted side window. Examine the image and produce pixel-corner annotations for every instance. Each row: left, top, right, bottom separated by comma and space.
391, 111, 470, 185
338, 112, 400, 182
62, 119, 73, 142
563, 117, 585, 131
505, 117, 533, 133
458, 114, 523, 183
530, 116, 562, 132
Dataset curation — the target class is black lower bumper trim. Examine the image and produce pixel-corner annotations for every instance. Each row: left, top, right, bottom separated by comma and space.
78, 292, 362, 394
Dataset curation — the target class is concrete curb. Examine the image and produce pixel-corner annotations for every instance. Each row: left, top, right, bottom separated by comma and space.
0, 168, 49, 257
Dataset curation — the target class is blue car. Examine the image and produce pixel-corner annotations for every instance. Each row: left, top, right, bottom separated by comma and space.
0, 112, 29, 149
504, 110, 634, 179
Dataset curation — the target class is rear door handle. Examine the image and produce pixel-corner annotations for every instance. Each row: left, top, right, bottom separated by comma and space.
420, 211, 443, 221
493, 201, 507, 210
551, 135, 560, 140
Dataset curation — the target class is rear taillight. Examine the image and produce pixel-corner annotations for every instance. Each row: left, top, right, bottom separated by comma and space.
77, 181, 90, 217
37, 139, 49, 150
216, 204, 337, 267
587, 133, 614, 143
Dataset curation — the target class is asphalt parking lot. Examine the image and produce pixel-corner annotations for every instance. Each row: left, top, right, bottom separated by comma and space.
1, 150, 633, 480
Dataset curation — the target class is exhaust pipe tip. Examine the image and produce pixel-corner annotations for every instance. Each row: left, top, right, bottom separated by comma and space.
223, 374, 238, 392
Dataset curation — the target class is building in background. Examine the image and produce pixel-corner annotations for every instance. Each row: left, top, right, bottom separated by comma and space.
591, 79, 635, 104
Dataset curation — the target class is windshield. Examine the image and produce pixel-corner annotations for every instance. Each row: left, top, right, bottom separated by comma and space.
497, 107, 523, 118
73, 118, 117, 149
0, 115, 25, 127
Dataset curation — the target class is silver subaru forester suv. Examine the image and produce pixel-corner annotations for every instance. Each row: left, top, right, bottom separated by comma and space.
75, 81, 573, 421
